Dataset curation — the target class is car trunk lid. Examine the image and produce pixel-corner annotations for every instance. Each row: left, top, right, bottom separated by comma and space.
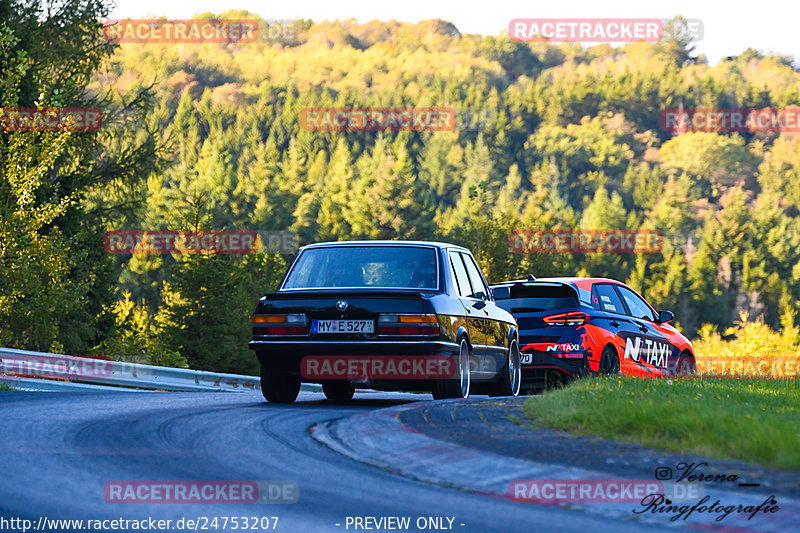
255, 289, 429, 340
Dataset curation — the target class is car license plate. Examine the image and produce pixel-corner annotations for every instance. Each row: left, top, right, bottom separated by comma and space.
521, 353, 533, 365
312, 320, 374, 334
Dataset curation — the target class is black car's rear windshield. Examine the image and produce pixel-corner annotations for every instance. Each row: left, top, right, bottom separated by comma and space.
493, 284, 578, 313
282, 245, 438, 290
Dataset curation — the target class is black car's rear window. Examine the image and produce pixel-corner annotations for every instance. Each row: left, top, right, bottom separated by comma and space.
493, 284, 578, 313
283, 246, 438, 289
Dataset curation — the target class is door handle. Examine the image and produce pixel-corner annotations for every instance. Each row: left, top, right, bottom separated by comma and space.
610, 320, 620, 327
639, 325, 649, 333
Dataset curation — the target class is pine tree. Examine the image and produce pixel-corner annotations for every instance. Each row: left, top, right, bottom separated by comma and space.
314, 138, 354, 240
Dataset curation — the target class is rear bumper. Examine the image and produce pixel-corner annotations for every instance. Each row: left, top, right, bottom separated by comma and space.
521, 350, 590, 386
249, 339, 461, 389
250, 339, 459, 355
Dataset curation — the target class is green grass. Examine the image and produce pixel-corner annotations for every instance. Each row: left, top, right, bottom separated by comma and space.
0, 383, 18, 391
522, 377, 800, 471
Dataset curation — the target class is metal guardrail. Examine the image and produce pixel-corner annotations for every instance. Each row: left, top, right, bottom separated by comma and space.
0, 347, 261, 392
0, 375, 145, 392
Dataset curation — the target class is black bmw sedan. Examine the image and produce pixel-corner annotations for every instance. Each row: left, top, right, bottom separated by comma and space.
249, 241, 521, 403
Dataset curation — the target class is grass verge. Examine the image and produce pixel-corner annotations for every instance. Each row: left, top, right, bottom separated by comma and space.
0, 383, 18, 391
522, 377, 800, 471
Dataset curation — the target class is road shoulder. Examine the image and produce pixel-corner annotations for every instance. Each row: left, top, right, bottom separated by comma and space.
311, 397, 799, 531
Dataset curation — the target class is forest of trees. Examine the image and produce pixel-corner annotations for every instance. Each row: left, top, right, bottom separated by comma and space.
2, 2, 800, 374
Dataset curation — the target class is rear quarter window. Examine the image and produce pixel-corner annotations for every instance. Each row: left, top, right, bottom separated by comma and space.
461, 253, 490, 300
592, 284, 625, 314
449, 252, 472, 297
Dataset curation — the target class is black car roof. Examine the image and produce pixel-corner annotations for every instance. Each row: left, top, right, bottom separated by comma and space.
300, 240, 471, 253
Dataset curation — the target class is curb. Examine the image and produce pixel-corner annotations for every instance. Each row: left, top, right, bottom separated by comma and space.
311, 398, 800, 532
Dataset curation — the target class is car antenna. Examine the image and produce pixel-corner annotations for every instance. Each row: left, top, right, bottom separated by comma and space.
528, 274, 536, 281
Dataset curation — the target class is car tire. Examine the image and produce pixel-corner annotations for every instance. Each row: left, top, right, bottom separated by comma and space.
322, 380, 355, 401
489, 339, 521, 397
599, 345, 620, 375
260, 364, 301, 404
432, 338, 471, 399
676, 352, 696, 375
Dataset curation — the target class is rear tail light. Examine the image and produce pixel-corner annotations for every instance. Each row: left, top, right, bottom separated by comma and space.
252, 314, 308, 336
542, 311, 589, 326
377, 314, 440, 336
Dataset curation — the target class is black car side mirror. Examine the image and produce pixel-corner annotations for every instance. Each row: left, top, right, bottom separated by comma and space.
657, 310, 674, 324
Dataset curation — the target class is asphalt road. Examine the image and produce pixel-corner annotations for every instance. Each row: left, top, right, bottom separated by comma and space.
0, 390, 673, 533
